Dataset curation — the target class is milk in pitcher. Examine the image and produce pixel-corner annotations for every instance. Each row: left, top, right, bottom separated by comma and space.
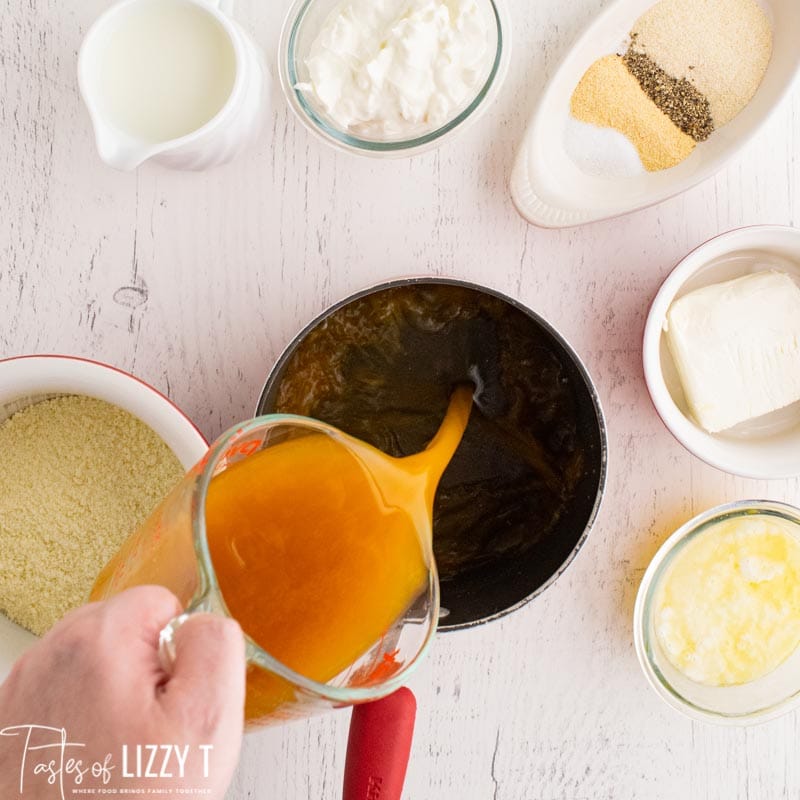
94, 0, 237, 142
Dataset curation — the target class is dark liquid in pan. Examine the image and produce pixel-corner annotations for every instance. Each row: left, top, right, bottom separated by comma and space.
271, 285, 600, 624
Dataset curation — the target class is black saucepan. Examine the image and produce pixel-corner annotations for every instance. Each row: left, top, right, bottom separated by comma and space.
256, 278, 607, 631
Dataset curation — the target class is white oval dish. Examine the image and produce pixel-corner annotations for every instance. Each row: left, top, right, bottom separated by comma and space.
643, 225, 800, 479
0, 355, 208, 680
510, 0, 800, 228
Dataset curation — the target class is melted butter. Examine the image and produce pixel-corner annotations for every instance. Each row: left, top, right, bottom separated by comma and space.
205, 386, 471, 721
655, 516, 800, 686
91, 387, 472, 724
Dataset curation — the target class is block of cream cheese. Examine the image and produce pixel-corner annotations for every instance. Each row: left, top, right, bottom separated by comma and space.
665, 271, 800, 433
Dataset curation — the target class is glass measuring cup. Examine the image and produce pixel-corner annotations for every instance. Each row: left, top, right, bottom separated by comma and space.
90, 399, 469, 727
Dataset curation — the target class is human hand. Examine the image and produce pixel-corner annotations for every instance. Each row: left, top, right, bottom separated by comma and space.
0, 585, 245, 799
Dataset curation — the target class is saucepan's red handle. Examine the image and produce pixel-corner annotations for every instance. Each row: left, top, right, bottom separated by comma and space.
343, 687, 417, 800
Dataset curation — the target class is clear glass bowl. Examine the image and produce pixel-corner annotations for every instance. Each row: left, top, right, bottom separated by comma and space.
278, 0, 511, 157
634, 500, 800, 725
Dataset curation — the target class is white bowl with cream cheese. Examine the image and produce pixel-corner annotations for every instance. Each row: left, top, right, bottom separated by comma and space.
643, 225, 800, 479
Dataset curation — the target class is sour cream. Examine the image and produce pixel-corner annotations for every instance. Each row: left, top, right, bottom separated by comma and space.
300, 0, 493, 139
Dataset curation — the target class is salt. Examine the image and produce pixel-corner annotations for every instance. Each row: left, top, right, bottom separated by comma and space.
564, 116, 645, 178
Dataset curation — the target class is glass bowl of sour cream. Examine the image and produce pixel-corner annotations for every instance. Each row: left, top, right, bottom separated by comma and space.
634, 500, 800, 725
278, 0, 510, 156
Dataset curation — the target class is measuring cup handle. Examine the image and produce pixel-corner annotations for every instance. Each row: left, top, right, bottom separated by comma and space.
343, 688, 417, 800
158, 613, 191, 674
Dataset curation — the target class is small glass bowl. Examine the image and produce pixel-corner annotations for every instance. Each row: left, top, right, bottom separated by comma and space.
277, 0, 511, 157
634, 500, 800, 725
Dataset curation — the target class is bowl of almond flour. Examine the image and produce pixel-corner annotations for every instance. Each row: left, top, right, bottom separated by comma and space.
0, 355, 208, 678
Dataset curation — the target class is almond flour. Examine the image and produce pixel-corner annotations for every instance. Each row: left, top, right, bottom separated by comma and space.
0, 395, 184, 635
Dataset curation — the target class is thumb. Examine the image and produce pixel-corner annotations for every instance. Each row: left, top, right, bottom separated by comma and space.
160, 613, 246, 728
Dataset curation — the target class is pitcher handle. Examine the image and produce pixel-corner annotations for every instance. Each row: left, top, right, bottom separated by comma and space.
158, 613, 191, 673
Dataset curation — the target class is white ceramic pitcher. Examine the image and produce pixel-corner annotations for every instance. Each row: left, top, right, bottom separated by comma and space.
78, 0, 269, 171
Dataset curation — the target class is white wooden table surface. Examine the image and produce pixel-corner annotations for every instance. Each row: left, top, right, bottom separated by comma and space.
3, 0, 800, 797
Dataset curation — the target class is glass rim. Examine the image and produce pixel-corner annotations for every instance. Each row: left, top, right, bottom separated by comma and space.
278, 0, 509, 155
189, 413, 440, 705
634, 499, 800, 724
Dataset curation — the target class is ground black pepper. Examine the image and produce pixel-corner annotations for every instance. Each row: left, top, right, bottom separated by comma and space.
623, 48, 715, 142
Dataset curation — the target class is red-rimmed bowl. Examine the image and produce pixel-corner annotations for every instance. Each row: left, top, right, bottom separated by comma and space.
0, 355, 208, 676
